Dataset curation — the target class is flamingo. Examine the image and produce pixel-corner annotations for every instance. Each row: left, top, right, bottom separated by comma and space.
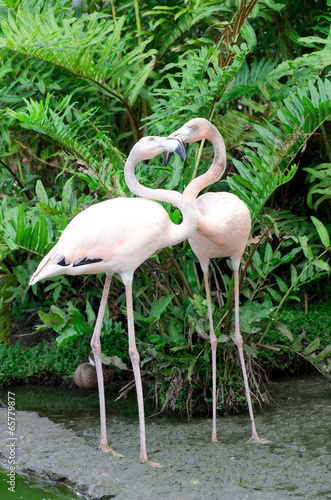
30, 135, 198, 466
168, 118, 269, 444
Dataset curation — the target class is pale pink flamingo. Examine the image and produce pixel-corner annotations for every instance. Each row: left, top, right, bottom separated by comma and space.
30, 136, 198, 466
168, 118, 269, 444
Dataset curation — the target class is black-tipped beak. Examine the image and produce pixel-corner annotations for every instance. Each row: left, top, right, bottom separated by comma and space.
163, 138, 186, 165
164, 151, 172, 165
174, 138, 187, 161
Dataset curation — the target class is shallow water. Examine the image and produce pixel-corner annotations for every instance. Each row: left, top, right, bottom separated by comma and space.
0, 468, 80, 500
1, 376, 331, 499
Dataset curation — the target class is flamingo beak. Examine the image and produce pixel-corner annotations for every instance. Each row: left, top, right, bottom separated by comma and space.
163, 126, 192, 165
169, 125, 192, 142
154, 137, 187, 164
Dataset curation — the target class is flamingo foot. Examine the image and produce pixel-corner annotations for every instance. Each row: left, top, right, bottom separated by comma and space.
211, 437, 222, 444
99, 443, 124, 457
246, 434, 271, 445
141, 458, 163, 468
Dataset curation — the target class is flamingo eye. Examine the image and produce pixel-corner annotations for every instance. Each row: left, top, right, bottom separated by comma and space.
192, 126, 197, 131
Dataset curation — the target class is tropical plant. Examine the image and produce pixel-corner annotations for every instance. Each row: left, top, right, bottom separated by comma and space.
0, 0, 330, 415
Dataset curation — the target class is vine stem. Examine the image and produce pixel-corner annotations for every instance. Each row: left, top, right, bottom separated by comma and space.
134, 0, 143, 47
133, 0, 148, 129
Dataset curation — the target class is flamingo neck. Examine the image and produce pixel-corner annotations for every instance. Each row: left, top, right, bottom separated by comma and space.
183, 124, 226, 201
124, 152, 198, 246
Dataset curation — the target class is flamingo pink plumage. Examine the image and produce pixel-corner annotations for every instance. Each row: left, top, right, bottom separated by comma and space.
170, 118, 269, 444
30, 136, 198, 466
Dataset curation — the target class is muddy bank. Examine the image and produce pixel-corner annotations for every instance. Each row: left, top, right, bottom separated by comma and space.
0, 377, 330, 499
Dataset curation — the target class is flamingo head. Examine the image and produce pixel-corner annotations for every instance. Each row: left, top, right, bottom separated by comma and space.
164, 118, 215, 165
135, 136, 187, 161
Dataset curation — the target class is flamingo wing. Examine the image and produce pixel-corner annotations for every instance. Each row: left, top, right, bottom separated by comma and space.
30, 198, 172, 285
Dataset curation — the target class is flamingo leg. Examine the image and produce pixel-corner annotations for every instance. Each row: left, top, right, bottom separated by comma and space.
125, 282, 162, 467
233, 269, 270, 444
203, 271, 220, 443
90, 274, 123, 457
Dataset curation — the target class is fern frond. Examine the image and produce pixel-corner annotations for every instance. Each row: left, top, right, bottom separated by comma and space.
227, 78, 331, 222
0, 9, 156, 123
7, 94, 96, 161
266, 29, 331, 85
220, 57, 277, 104
147, 44, 248, 130
143, 1, 223, 62
5, 92, 127, 195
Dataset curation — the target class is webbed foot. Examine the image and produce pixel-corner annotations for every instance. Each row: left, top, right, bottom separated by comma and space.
99, 443, 124, 457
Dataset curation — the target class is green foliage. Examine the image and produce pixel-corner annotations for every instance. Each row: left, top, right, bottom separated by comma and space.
0, 9, 156, 126
0, 320, 130, 384
305, 163, 331, 212
258, 302, 331, 379
0, 339, 89, 384
0, 0, 330, 415
228, 78, 331, 221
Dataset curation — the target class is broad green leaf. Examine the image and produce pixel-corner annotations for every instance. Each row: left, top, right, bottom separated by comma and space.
101, 353, 128, 370
290, 264, 298, 286
195, 321, 209, 340
298, 236, 313, 260
274, 321, 293, 342
149, 295, 174, 320
267, 287, 282, 302
217, 334, 230, 343
313, 260, 330, 274
272, 273, 289, 293
38, 310, 64, 329
264, 243, 273, 263
56, 327, 84, 346
310, 216, 330, 248
36, 180, 48, 205
303, 337, 320, 355
85, 299, 96, 326
37, 215, 48, 252
168, 317, 186, 344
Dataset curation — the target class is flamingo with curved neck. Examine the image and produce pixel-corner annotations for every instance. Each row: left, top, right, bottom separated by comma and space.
30, 135, 198, 466
170, 118, 269, 444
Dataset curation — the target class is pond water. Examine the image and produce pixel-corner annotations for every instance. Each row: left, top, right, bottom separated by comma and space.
0, 468, 80, 500
0, 376, 330, 499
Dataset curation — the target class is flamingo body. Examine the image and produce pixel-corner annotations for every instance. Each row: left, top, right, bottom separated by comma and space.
31, 197, 179, 285
189, 192, 251, 271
